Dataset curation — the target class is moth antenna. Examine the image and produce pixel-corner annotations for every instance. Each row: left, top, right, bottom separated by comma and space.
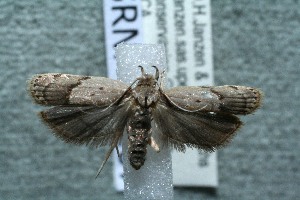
162, 91, 209, 113
138, 65, 145, 76
152, 66, 160, 81
90, 79, 138, 111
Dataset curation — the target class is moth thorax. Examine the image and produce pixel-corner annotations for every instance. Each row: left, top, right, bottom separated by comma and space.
133, 76, 159, 107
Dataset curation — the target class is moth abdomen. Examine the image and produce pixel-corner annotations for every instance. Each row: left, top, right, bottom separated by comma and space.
128, 135, 148, 170
127, 105, 152, 170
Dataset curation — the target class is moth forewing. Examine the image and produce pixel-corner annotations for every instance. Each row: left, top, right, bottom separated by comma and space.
29, 73, 128, 106
164, 85, 262, 114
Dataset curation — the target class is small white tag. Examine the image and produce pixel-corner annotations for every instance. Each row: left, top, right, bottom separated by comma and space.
142, 0, 218, 187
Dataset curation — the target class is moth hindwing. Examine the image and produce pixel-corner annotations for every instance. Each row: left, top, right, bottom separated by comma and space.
29, 66, 262, 177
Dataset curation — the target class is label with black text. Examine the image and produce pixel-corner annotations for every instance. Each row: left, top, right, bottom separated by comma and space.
142, 0, 217, 187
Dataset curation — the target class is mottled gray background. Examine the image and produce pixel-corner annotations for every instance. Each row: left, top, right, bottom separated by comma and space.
0, 1, 299, 199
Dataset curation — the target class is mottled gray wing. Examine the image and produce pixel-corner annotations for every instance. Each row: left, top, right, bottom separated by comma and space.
163, 85, 262, 115
29, 73, 128, 106
153, 101, 242, 152
40, 102, 132, 147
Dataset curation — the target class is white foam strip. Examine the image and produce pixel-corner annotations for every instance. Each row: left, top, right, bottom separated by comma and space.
115, 43, 173, 200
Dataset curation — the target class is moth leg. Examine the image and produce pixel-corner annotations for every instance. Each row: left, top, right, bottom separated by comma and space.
116, 145, 121, 157
95, 136, 121, 179
149, 136, 160, 152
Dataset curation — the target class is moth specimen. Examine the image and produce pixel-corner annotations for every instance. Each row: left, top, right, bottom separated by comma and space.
29, 66, 262, 177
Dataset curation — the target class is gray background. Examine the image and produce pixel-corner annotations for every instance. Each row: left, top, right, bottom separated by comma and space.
0, 0, 299, 199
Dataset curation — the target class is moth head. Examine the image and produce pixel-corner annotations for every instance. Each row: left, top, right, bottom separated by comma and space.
131, 66, 161, 107
137, 65, 160, 86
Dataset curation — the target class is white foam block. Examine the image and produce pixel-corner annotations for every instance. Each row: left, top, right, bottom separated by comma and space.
115, 43, 173, 200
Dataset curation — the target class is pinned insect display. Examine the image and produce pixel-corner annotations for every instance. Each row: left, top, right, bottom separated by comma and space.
29, 66, 262, 177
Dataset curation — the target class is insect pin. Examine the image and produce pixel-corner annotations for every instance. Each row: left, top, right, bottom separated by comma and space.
29, 66, 262, 178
